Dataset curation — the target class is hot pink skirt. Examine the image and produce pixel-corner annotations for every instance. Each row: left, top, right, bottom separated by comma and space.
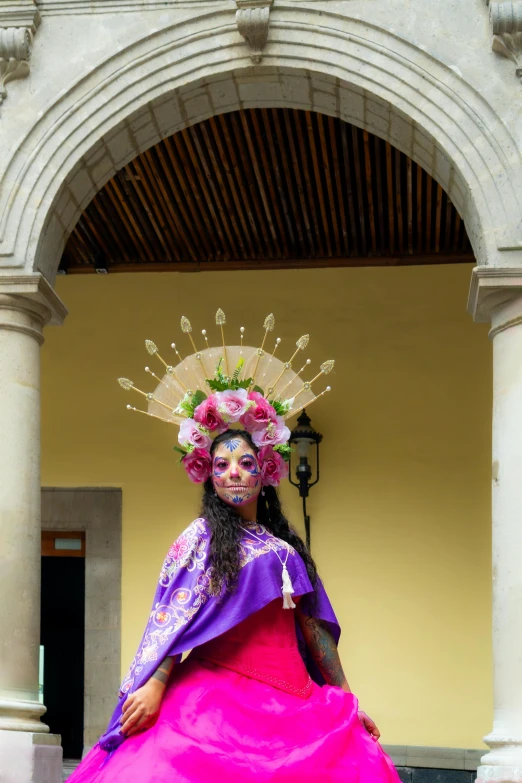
68, 656, 400, 783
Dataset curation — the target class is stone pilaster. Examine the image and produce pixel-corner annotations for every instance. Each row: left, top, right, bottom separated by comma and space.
469, 268, 522, 783
0, 275, 67, 783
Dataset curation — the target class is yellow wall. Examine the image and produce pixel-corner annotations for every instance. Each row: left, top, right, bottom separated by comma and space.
41, 263, 492, 749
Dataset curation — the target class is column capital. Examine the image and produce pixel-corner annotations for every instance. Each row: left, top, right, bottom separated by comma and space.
468, 266, 522, 325
0, 274, 67, 327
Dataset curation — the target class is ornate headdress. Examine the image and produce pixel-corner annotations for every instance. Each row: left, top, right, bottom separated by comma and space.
118, 310, 334, 487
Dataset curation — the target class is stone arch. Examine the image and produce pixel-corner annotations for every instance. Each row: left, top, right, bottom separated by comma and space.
1, 4, 521, 281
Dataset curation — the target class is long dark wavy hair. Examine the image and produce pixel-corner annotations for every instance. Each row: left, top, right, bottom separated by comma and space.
200, 429, 319, 596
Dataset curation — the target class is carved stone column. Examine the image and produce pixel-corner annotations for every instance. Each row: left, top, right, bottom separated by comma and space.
489, 2, 522, 84
469, 268, 522, 783
0, 1, 40, 107
0, 275, 67, 783
236, 0, 274, 63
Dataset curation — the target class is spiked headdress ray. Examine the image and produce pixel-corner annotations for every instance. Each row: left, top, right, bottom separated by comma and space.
118, 310, 334, 427
117, 310, 334, 486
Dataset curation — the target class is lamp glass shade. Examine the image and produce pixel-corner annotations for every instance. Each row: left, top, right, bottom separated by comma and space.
295, 438, 314, 459
290, 410, 321, 461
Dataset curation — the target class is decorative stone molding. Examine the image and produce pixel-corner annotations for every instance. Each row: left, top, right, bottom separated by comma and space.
489, 2, 522, 83
38, 0, 220, 12
0, 274, 68, 326
2, 5, 521, 278
467, 266, 522, 323
236, 0, 274, 63
0, 1, 40, 107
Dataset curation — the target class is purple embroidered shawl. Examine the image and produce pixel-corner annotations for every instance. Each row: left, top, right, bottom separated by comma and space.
99, 518, 340, 752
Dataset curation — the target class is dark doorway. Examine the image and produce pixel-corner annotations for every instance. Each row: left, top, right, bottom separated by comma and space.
40, 553, 85, 759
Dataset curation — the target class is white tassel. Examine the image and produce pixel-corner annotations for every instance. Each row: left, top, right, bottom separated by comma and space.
281, 563, 296, 609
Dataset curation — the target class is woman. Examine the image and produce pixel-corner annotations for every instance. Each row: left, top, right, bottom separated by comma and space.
68, 312, 401, 782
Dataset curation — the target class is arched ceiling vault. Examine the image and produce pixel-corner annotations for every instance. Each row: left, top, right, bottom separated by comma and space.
61, 108, 473, 274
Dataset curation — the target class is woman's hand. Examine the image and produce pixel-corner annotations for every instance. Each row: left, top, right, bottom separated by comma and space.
358, 710, 380, 742
120, 679, 165, 737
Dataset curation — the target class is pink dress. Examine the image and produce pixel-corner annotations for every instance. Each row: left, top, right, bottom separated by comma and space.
68, 599, 400, 782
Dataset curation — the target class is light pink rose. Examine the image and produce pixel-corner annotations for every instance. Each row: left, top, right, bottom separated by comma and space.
193, 396, 226, 433
258, 446, 289, 487
214, 388, 250, 423
251, 415, 291, 448
178, 418, 212, 450
241, 391, 278, 432
182, 448, 212, 484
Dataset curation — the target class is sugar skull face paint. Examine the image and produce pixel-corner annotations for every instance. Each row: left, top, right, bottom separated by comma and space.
212, 438, 261, 508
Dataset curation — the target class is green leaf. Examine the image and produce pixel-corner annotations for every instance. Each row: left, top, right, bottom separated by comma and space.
270, 400, 286, 416
275, 397, 293, 415
192, 390, 207, 407
253, 385, 265, 395
206, 374, 254, 392
175, 390, 198, 418
206, 379, 229, 392
214, 358, 227, 385
173, 445, 188, 465
233, 357, 245, 381
274, 443, 292, 462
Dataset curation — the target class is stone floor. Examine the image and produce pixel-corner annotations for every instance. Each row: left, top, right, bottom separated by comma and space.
63, 760, 477, 781
63, 759, 80, 781
397, 770, 477, 782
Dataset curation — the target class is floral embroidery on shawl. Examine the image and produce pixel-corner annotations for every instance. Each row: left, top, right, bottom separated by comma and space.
120, 519, 212, 694
159, 518, 208, 586
239, 523, 296, 568
119, 519, 294, 695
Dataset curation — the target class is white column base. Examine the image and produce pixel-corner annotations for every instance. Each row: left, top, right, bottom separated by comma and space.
477, 768, 522, 783
477, 738, 522, 782
0, 697, 49, 732
0, 731, 62, 783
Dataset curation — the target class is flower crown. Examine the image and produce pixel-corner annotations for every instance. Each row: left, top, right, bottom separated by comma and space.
118, 310, 334, 486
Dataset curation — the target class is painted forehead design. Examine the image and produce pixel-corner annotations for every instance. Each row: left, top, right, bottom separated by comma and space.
213, 441, 257, 460
214, 450, 257, 461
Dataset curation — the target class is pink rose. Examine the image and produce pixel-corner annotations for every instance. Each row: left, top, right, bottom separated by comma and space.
251, 415, 291, 448
241, 391, 278, 432
182, 448, 212, 483
178, 418, 212, 451
214, 388, 250, 423
193, 396, 226, 433
258, 446, 289, 487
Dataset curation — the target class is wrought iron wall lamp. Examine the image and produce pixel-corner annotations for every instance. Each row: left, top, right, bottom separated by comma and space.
288, 410, 322, 551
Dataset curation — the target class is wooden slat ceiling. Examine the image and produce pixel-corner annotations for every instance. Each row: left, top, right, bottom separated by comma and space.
61, 109, 473, 274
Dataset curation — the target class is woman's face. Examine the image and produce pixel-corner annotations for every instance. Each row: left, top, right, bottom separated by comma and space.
211, 437, 262, 508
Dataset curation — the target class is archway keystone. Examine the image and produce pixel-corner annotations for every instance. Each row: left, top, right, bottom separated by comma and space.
236, 0, 274, 63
